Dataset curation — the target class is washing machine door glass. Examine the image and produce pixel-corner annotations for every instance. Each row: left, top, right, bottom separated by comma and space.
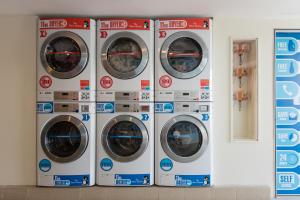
161, 115, 208, 163
41, 31, 88, 79
41, 115, 88, 163
101, 32, 149, 79
160, 31, 208, 79
102, 115, 148, 162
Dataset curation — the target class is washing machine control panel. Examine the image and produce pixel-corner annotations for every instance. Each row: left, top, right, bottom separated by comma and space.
53, 102, 95, 113
155, 90, 210, 102
38, 91, 95, 102
97, 91, 153, 102
174, 102, 209, 113
115, 102, 150, 113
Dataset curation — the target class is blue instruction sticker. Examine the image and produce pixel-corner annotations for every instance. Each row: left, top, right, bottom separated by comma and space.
39, 159, 51, 172
37, 102, 53, 113
53, 175, 90, 186
160, 158, 173, 171
175, 175, 210, 187
115, 174, 150, 186
96, 102, 114, 113
100, 158, 113, 171
155, 102, 174, 113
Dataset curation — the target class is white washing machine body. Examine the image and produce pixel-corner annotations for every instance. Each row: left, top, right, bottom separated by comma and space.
37, 102, 96, 186
97, 18, 154, 102
96, 101, 154, 186
155, 18, 212, 102
155, 101, 213, 186
37, 18, 96, 102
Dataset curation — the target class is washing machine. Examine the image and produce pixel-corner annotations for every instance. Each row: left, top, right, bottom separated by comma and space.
97, 18, 154, 102
155, 18, 212, 102
96, 101, 154, 186
37, 18, 96, 102
155, 101, 212, 186
37, 102, 96, 186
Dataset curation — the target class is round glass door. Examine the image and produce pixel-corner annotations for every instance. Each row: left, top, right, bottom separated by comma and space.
160, 31, 208, 79
161, 115, 208, 163
101, 32, 149, 79
41, 115, 88, 163
40, 31, 88, 79
102, 115, 148, 162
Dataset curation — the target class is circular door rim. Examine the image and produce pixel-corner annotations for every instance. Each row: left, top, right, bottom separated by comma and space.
101, 32, 149, 80
41, 115, 89, 163
102, 115, 149, 162
160, 31, 209, 79
40, 31, 89, 79
161, 115, 208, 163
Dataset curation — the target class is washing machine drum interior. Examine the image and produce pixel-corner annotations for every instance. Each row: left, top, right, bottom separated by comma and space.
160, 31, 208, 79
101, 32, 149, 79
41, 31, 88, 79
102, 115, 149, 162
161, 115, 208, 163
41, 115, 88, 163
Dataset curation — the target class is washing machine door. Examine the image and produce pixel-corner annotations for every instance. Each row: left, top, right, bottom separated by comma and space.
41, 115, 88, 163
161, 115, 208, 163
160, 31, 208, 79
40, 31, 88, 79
102, 115, 148, 162
101, 32, 149, 79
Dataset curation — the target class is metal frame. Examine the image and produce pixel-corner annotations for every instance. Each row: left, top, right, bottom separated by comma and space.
160, 31, 208, 79
161, 115, 208, 163
101, 32, 149, 80
41, 115, 89, 163
102, 115, 149, 162
40, 31, 89, 79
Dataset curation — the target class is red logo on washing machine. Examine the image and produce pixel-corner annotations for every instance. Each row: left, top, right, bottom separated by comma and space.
159, 75, 172, 88
159, 31, 167, 38
100, 31, 108, 38
40, 30, 47, 37
39, 75, 52, 88
100, 76, 113, 89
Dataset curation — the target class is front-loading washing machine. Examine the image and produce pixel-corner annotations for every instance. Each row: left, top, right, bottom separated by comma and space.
97, 18, 154, 102
155, 101, 212, 186
37, 18, 96, 102
96, 101, 154, 186
155, 18, 212, 102
37, 102, 95, 186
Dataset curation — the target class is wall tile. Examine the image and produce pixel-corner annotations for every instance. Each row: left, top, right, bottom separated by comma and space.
27, 187, 80, 200
2, 186, 28, 200
184, 187, 212, 200
212, 186, 237, 200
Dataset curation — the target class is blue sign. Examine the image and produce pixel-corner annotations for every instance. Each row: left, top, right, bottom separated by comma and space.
175, 175, 210, 187
39, 159, 51, 172
82, 114, 90, 121
37, 102, 53, 113
96, 102, 114, 113
275, 30, 300, 195
141, 114, 149, 121
115, 174, 150, 186
155, 102, 174, 113
53, 175, 90, 186
160, 158, 173, 171
100, 158, 113, 171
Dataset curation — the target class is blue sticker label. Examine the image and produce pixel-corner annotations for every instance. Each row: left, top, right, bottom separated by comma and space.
82, 114, 90, 121
276, 38, 298, 55
53, 175, 90, 186
96, 102, 114, 113
202, 114, 209, 121
115, 174, 150, 186
276, 81, 299, 99
155, 102, 174, 113
100, 158, 113, 171
276, 107, 298, 125
37, 102, 53, 113
276, 173, 299, 190
160, 158, 173, 171
277, 151, 299, 168
39, 159, 51, 172
141, 114, 149, 121
175, 175, 210, 187
276, 60, 298, 77
276, 129, 299, 146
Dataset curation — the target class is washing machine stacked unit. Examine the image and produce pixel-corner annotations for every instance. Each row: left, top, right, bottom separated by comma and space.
36, 18, 96, 187
96, 18, 154, 186
155, 18, 213, 186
